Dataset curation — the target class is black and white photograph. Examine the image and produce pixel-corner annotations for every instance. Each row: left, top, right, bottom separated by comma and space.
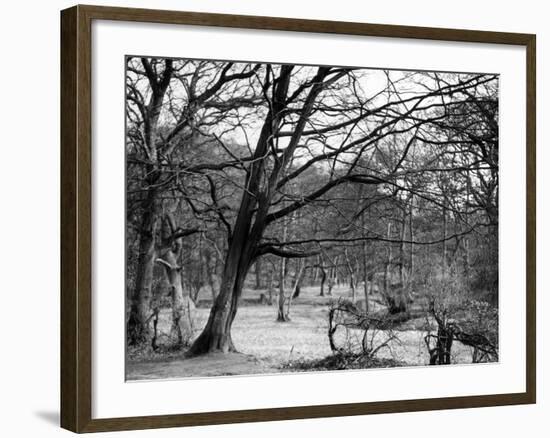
125, 57, 499, 380
0, 0, 543, 435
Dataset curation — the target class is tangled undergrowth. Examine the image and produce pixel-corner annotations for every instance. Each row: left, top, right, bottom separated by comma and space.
282, 351, 405, 371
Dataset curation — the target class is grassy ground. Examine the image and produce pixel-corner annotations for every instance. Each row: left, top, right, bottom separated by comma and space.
126, 284, 476, 380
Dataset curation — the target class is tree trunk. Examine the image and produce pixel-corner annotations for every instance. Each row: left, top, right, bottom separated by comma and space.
319, 258, 327, 297
442, 199, 448, 278
188, 250, 250, 354
463, 179, 471, 280
409, 198, 414, 293
276, 220, 290, 322
328, 266, 335, 296
151, 307, 160, 351
399, 212, 406, 287
398, 209, 411, 308
188, 180, 259, 355
312, 258, 319, 284
361, 212, 370, 313
127, 187, 159, 347
384, 222, 392, 298
267, 270, 274, 305
157, 247, 194, 347
344, 248, 356, 302
254, 258, 263, 289
277, 292, 288, 321
362, 259, 370, 314
292, 261, 303, 299
276, 224, 289, 321
126, 60, 174, 349
286, 262, 305, 317
204, 250, 218, 302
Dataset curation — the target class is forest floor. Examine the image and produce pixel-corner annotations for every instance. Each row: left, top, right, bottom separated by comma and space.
126, 285, 476, 381
127, 352, 277, 380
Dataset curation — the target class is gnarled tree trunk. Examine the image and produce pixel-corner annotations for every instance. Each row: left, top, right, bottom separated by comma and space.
188, 187, 258, 354
157, 247, 194, 347
188, 248, 252, 354
126, 58, 174, 348
127, 187, 159, 347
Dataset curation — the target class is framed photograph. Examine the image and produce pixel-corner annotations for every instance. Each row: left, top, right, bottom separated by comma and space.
60, 4, 536, 433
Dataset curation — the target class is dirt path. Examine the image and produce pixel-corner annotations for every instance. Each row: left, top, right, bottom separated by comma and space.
126, 352, 281, 380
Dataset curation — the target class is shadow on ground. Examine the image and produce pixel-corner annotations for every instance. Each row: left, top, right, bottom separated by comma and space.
34, 410, 59, 427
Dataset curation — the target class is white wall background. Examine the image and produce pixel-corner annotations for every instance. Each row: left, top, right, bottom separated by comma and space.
0, 0, 545, 436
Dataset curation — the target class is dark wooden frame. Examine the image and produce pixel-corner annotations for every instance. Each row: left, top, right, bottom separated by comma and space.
61, 4, 536, 433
